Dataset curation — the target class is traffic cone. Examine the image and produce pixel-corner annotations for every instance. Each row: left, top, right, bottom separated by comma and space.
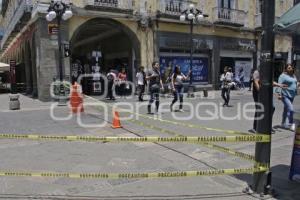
70, 82, 84, 113
111, 110, 122, 129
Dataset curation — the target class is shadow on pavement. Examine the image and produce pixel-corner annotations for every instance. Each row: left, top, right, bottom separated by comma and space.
233, 164, 300, 199
0, 192, 249, 200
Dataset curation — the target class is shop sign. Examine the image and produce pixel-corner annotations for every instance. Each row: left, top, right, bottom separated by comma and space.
238, 41, 256, 51
93, 82, 102, 93
48, 24, 58, 35
235, 60, 252, 82
222, 39, 256, 51
160, 36, 213, 50
160, 56, 209, 83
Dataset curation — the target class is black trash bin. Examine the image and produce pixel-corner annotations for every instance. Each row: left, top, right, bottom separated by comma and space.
203, 89, 208, 98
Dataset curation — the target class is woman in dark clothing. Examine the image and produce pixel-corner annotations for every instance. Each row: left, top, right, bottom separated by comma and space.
146, 62, 164, 114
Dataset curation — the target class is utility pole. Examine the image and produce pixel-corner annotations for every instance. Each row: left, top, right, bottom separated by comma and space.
57, 15, 66, 105
252, 0, 275, 195
189, 19, 194, 87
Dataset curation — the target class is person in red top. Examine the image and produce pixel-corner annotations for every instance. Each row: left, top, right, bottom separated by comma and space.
117, 68, 128, 98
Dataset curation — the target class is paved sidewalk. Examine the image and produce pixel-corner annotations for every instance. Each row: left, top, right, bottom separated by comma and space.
0, 94, 52, 112
0, 92, 299, 200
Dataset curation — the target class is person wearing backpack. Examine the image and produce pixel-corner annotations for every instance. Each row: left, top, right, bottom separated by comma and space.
170, 65, 190, 112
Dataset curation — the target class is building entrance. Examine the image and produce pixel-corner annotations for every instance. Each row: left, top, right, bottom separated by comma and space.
70, 18, 140, 95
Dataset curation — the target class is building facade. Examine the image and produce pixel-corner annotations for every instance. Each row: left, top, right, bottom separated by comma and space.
0, 0, 294, 101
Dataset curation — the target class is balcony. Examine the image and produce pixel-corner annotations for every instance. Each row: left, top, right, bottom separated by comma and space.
157, 0, 193, 19
1, 0, 33, 50
85, 0, 134, 14
212, 7, 247, 27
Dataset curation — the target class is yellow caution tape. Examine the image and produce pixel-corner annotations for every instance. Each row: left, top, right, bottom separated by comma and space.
129, 119, 257, 163
0, 134, 270, 143
84, 96, 269, 136
128, 119, 269, 172
0, 166, 268, 179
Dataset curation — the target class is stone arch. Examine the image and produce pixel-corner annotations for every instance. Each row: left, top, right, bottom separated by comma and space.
70, 17, 141, 85
70, 18, 140, 63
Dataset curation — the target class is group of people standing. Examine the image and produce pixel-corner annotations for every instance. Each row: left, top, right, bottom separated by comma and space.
221, 63, 299, 133
108, 62, 299, 129
137, 62, 190, 114
106, 61, 190, 114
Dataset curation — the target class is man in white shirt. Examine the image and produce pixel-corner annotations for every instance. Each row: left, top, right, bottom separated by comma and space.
220, 67, 232, 107
136, 66, 146, 101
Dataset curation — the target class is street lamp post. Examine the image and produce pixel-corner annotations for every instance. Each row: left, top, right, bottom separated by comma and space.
180, 4, 208, 97
46, 0, 73, 105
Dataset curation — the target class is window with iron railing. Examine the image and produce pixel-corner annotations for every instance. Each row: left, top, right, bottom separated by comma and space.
212, 7, 246, 25
218, 0, 236, 9
165, 0, 184, 13
159, 0, 191, 16
86, 0, 133, 10
94, 0, 119, 8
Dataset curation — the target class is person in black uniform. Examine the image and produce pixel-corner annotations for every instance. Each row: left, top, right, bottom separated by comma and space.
146, 61, 164, 114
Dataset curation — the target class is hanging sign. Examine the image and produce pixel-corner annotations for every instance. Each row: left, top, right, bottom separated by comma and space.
48, 24, 58, 35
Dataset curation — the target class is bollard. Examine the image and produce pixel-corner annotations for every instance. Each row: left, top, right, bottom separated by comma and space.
203, 89, 208, 98
70, 82, 84, 113
9, 94, 20, 110
289, 110, 300, 182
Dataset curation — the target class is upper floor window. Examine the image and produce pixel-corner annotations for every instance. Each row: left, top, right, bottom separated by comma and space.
218, 0, 235, 9
256, 0, 262, 14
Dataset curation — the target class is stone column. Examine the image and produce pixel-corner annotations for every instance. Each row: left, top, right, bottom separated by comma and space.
34, 18, 70, 101
24, 43, 33, 94
139, 28, 154, 71
212, 37, 221, 89
31, 37, 38, 98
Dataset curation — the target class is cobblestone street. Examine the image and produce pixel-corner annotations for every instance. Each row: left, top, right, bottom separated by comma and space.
0, 91, 299, 199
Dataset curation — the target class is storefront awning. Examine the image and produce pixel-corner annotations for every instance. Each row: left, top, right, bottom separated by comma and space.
0, 62, 10, 72
275, 3, 300, 34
